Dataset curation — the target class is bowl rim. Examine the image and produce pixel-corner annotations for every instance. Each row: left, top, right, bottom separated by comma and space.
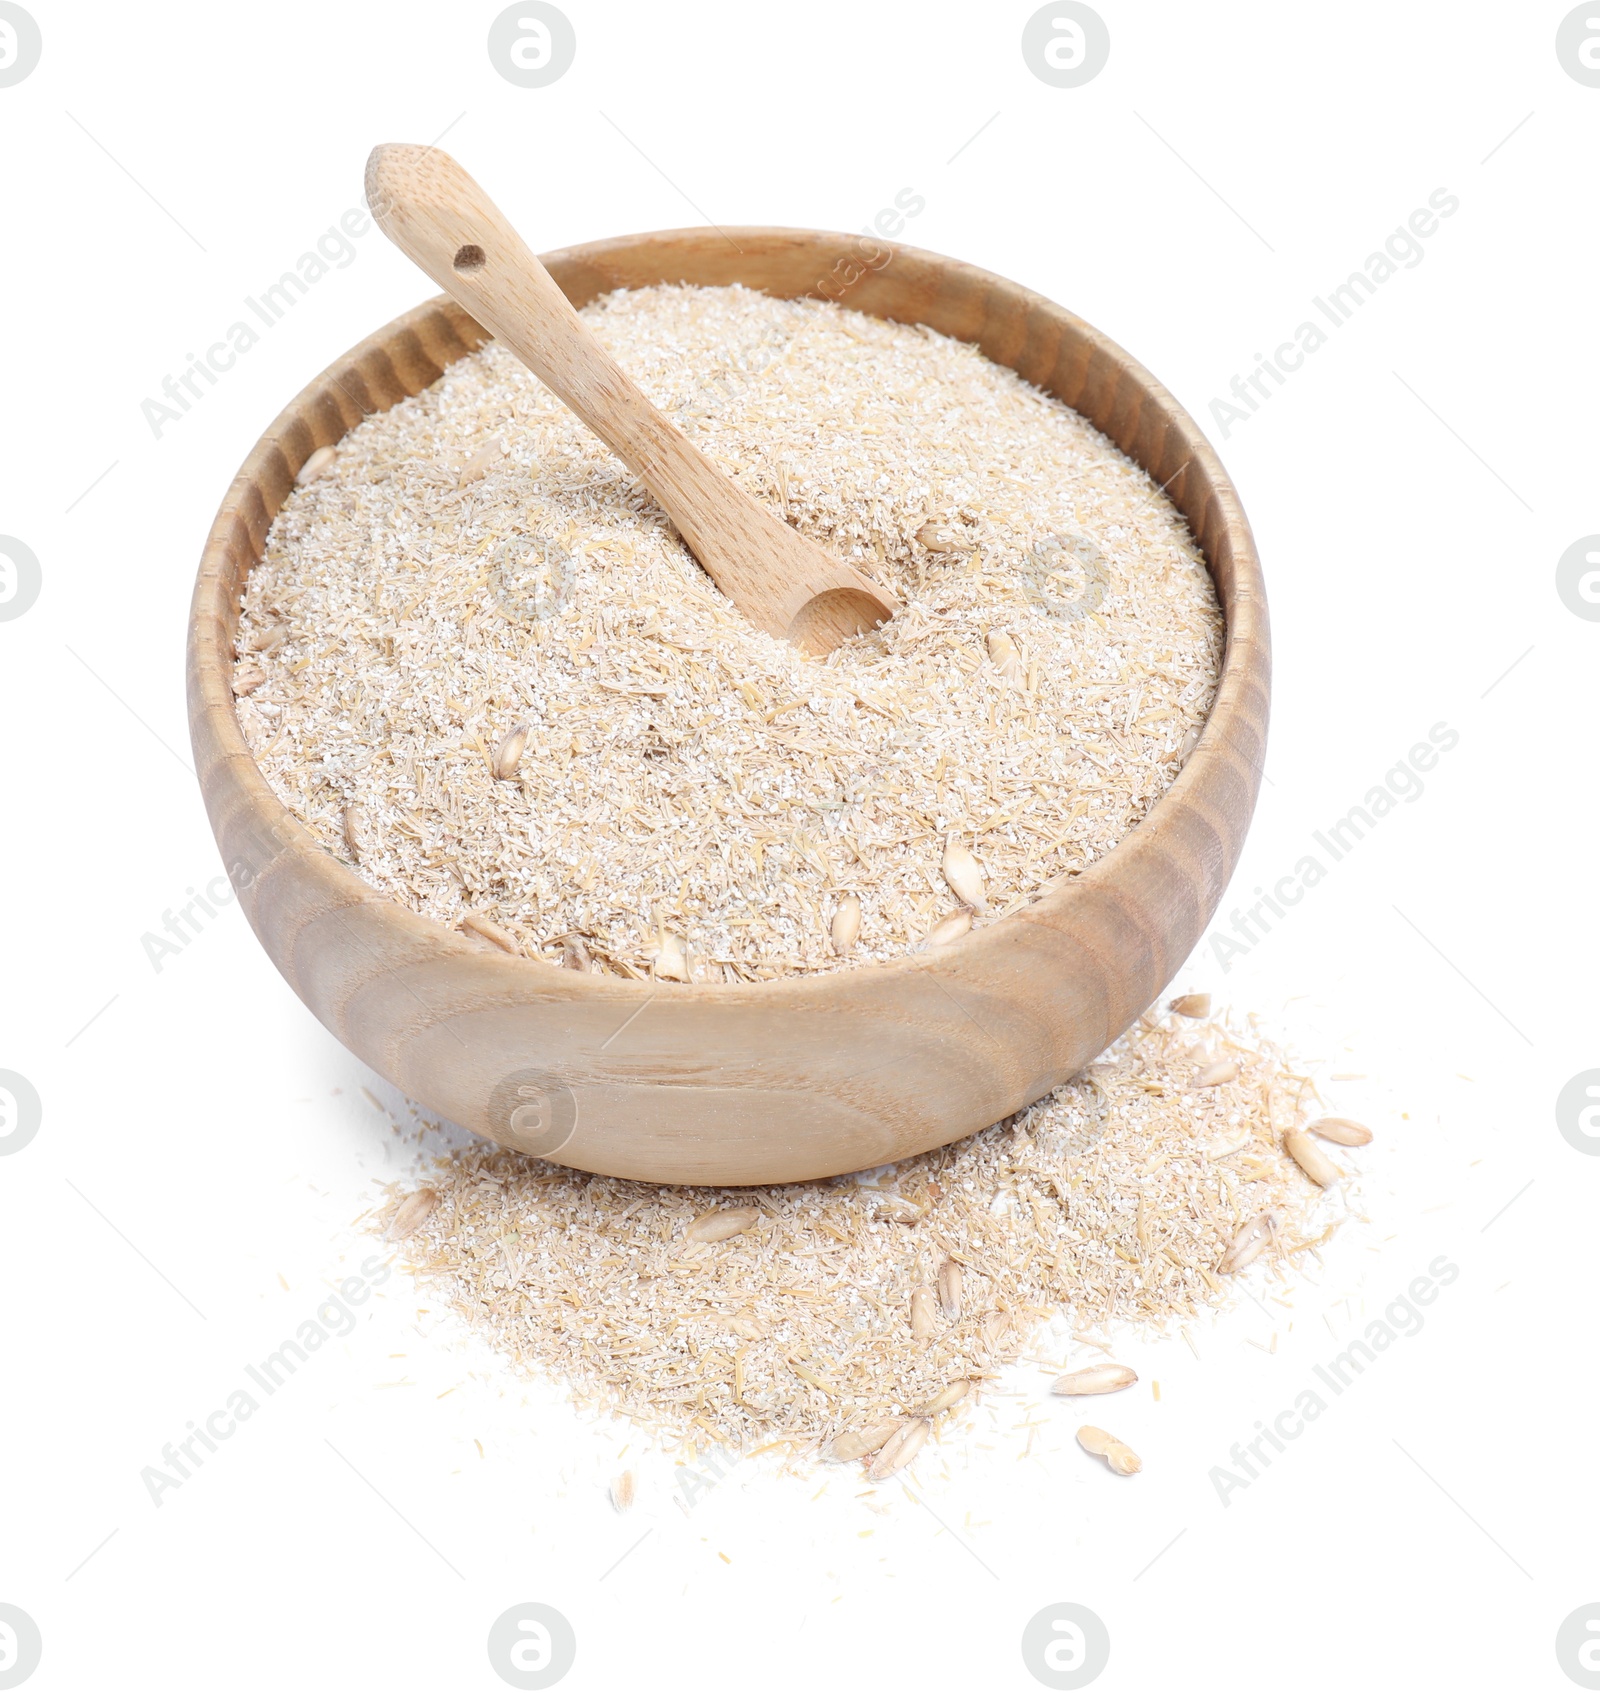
189, 225, 1267, 1012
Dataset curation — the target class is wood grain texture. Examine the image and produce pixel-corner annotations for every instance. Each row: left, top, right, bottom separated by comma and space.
364, 146, 896, 652
188, 226, 1269, 1186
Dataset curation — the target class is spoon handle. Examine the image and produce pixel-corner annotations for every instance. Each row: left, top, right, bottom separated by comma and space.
365, 144, 895, 650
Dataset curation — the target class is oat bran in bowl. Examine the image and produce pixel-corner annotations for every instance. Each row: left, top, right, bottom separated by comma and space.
187, 227, 1269, 1186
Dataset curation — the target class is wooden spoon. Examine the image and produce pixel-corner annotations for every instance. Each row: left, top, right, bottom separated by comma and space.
364, 144, 898, 654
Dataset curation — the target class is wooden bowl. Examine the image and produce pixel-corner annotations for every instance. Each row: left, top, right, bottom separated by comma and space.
188, 227, 1268, 1186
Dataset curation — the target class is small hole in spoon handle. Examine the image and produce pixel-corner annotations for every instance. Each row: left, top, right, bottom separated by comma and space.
453, 244, 486, 272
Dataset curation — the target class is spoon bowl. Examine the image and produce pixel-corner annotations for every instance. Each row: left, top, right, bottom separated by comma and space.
187, 225, 1269, 1186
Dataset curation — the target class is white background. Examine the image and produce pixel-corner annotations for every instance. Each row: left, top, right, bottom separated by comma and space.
3, 2, 1597, 1688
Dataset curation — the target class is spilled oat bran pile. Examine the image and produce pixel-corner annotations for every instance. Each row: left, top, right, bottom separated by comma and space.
235, 283, 1221, 978
376, 1007, 1360, 1453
